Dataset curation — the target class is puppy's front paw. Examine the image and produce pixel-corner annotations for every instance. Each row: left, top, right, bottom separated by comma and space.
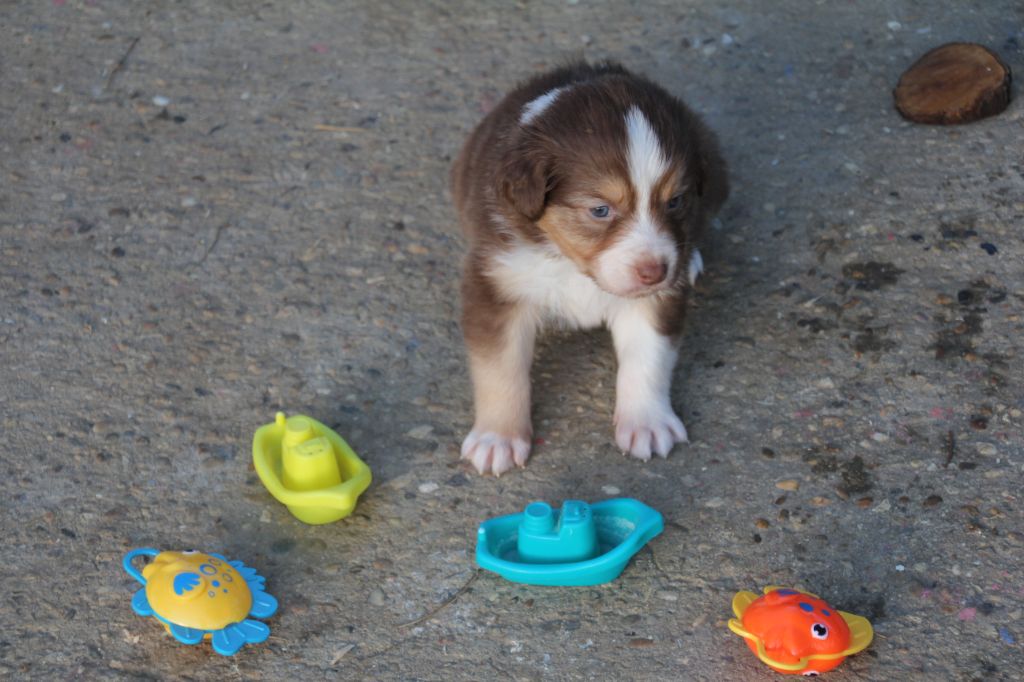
461, 430, 531, 476
614, 405, 688, 461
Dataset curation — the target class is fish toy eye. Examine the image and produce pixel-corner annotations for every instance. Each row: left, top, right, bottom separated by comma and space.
811, 622, 828, 639
803, 672, 820, 677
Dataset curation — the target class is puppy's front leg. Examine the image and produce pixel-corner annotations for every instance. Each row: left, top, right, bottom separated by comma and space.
610, 304, 688, 460
461, 297, 536, 476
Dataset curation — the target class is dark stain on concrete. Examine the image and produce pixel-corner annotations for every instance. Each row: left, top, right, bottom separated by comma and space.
931, 312, 983, 360
853, 327, 896, 354
841, 262, 903, 291
798, 317, 837, 333
839, 456, 872, 495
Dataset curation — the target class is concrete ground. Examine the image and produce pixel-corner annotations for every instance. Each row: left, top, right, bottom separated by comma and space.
2, 1, 1022, 679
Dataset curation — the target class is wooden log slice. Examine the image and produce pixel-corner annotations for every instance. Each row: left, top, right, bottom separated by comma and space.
893, 42, 1011, 124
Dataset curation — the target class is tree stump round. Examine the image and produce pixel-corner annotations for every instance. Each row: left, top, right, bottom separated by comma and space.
893, 43, 1011, 125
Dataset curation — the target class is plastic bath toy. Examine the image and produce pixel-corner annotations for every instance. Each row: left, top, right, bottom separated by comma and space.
476, 498, 663, 586
123, 548, 278, 656
728, 586, 874, 676
252, 412, 371, 524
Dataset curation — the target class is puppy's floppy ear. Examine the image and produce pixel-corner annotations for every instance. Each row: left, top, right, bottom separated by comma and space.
497, 143, 550, 222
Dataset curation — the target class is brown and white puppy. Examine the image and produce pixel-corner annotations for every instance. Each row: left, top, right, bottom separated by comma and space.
451, 61, 728, 476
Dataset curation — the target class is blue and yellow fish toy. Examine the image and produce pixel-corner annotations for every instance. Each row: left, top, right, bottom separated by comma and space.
123, 548, 278, 656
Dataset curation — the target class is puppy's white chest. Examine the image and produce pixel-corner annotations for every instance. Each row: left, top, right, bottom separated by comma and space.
489, 245, 620, 328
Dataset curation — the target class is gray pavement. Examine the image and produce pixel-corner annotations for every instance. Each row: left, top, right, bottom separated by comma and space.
1, 1, 1022, 679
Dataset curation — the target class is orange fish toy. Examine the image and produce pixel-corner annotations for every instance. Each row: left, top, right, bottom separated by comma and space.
728, 586, 873, 676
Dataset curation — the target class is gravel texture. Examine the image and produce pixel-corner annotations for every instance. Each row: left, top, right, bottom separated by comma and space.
1, 1, 1022, 680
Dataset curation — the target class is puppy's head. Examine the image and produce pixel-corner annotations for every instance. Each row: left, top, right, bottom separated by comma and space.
497, 77, 725, 298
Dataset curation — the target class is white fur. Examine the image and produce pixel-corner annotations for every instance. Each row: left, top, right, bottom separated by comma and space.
520, 87, 566, 125
489, 242, 628, 329
608, 305, 687, 459
592, 107, 677, 296
461, 431, 531, 476
688, 248, 704, 285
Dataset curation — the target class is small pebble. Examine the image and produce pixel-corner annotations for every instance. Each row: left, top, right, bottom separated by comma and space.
601, 485, 620, 495
895, 564, 905, 572
368, 588, 386, 606
152, 95, 171, 107
704, 497, 725, 508
999, 627, 1015, 645
776, 480, 800, 491
406, 425, 434, 439
417, 481, 439, 494
958, 607, 977, 621
979, 242, 998, 255
922, 495, 943, 508
887, 20, 902, 30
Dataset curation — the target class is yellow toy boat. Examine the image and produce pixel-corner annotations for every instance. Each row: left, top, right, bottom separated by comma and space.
252, 412, 371, 524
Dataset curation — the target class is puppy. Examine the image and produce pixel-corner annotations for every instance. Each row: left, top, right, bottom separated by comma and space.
451, 61, 728, 476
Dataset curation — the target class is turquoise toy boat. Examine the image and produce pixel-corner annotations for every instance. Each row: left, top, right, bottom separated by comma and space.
476, 498, 663, 586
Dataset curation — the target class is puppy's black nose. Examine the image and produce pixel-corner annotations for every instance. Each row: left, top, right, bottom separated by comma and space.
635, 259, 668, 285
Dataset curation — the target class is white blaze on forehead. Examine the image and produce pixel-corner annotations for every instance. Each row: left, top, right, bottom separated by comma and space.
520, 87, 566, 125
625, 106, 669, 208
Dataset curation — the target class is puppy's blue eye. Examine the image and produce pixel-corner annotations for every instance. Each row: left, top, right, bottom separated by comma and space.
667, 195, 683, 210
590, 205, 610, 218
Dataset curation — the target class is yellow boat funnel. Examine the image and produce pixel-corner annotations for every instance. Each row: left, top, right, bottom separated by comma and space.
252, 413, 371, 524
